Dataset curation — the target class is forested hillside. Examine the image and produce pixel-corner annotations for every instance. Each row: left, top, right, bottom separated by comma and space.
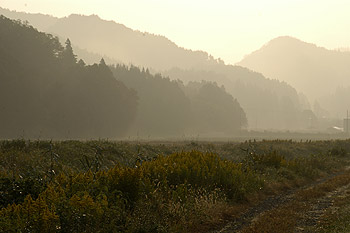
47, 14, 313, 130
0, 8, 312, 130
0, 15, 247, 138
165, 68, 308, 130
111, 65, 246, 137
183, 81, 247, 134
0, 16, 137, 139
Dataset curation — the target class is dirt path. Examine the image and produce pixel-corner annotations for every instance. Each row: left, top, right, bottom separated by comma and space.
213, 169, 350, 233
214, 191, 295, 233
294, 182, 350, 232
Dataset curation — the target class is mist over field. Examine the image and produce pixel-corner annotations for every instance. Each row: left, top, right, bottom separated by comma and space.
3, 2, 350, 232
0, 3, 349, 139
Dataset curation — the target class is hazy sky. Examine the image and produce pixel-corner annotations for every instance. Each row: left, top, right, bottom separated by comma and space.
1, 0, 350, 64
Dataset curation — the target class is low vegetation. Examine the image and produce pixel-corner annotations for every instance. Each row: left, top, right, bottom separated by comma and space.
317, 180, 350, 232
0, 139, 349, 232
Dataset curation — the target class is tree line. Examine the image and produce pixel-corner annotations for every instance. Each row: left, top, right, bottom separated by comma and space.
0, 15, 246, 139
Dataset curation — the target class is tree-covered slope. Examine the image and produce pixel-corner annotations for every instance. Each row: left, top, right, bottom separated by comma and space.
165, 68, 309, 130
1, 9, 313, 130
111, 65, 247, 137
0, 16, 137, 139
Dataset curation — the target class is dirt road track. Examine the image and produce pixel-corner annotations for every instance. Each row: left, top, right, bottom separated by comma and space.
213, 168, 350, 233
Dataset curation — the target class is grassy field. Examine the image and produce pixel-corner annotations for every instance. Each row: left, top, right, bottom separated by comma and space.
0, 139, 350, 232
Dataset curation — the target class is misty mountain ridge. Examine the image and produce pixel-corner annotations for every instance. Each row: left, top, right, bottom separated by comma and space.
0, 7, 58, 31
0, 8, 119, 65
1, 8, 321, 131
238, 36, 350, 118
0, 15, 249, 138
0, 7, 225, 68
45, 13, 224, 71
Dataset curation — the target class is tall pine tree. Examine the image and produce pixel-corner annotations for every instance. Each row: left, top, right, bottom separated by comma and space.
61, 38, 77, 67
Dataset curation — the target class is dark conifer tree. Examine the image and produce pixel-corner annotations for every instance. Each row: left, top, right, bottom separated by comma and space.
61, 38, 77, 66
99, 58, 106, 66
77, 59, 86, 67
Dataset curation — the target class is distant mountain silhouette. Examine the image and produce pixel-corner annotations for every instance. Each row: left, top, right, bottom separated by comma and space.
0, 8, 119, 65
0, 8, 316, 130
238, 36, 350, 117
44, 14, 221, 71
0, 7, 58, 31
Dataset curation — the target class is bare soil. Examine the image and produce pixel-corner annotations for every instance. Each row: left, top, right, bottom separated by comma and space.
213, 168, 350, 233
